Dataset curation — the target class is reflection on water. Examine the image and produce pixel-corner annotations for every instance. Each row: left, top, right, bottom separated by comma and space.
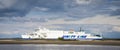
0, 44, 120, 50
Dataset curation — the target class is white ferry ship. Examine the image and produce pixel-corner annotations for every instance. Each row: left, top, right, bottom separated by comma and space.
21, 27, 102, 40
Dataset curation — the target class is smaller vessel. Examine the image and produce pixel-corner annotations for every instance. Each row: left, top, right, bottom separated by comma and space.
21, 27, 102, 40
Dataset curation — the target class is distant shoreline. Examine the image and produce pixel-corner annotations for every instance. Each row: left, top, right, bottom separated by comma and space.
0, 40, 120, 46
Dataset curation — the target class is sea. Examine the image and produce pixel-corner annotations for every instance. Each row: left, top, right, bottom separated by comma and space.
0, 44, 120, 50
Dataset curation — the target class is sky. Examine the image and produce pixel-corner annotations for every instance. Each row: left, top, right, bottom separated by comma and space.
0, 0, 120, 38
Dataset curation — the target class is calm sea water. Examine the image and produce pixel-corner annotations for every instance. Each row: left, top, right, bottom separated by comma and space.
0, 44, 120, 50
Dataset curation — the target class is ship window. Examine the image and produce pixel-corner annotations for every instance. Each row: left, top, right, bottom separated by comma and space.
71, 35, 76, 38
95, 35, 101, 37
63, 35, 70, 38
77, 35, 86, 38
69, 32, 74, 34
39, 35, 40, 37
35, 34, 37, 35
30, 34, 34, 36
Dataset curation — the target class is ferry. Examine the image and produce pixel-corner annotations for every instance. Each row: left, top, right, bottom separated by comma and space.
21, 27, 102, 40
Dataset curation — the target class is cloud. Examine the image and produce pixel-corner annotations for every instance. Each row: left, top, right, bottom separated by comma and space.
36, 0, 65, 12
79, 15, 120, 25
0, 0, 38, 17
34, 7, 49, 12
40, 15, 120, 26
112, 26, 120, 32
65, 0, 120, 18
0, 0, 66, 17
110, 9, 120, 16
0, 0, 17, 9
0, 0, 120, 17
76, 0, 92, 4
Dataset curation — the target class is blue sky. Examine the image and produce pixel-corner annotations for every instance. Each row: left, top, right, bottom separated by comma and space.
0, 0, 120, 38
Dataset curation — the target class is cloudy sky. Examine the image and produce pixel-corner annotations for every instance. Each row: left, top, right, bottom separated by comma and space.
0, 0, 120, 38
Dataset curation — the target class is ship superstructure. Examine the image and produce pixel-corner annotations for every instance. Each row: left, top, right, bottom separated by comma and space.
21, 27, 102, 40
